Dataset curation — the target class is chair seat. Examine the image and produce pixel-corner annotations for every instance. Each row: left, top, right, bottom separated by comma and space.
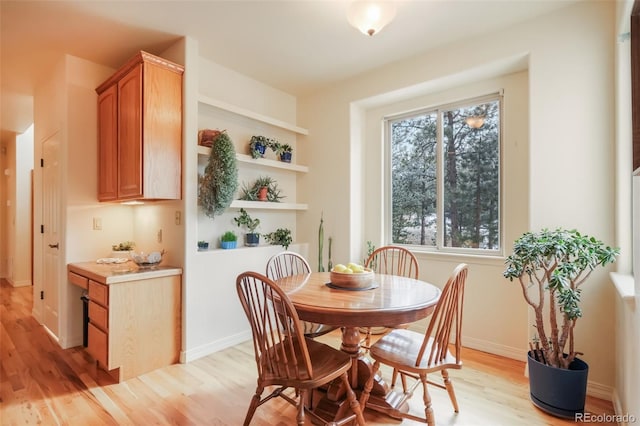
370, 328, 461, 373
262, 337, 352, 389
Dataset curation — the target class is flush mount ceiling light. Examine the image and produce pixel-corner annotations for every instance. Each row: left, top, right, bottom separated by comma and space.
465, 115, 485, 129
347, 1, 397, 36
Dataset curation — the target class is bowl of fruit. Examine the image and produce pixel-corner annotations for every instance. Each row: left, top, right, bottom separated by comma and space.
329, 262, 375, 289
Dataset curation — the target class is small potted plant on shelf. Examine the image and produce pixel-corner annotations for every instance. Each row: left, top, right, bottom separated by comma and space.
197, 240, 209, 251
111, 241, 135, 258
249, 136, 274, 159
239, 176, 285, 202
271, 142, 293, 163
234, 208, 261, 247
220, 231, 238, 249
503, 228, 619, 419
264, 228, 292, 250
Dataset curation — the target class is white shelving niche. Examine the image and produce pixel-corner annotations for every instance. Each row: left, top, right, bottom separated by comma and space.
197, 96, 308, 252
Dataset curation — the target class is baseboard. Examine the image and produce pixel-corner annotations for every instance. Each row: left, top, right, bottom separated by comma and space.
611, 388, 628, 425
8, 278, 31, 287
463, 336, 527, 361
587, 380, 613, 402
180, 330, 252, 363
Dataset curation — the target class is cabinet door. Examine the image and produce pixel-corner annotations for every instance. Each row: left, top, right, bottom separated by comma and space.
97, 85, 118, 201
87, 322, 108, 367
142, 62, 182, 199
117, 63, 143, 199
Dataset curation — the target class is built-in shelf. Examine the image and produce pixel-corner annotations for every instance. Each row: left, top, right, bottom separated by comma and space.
230, 200, 308, 210
197, 146, 309, 173
198, 94, 309, 135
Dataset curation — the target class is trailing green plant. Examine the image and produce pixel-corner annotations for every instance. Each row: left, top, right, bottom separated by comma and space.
264, 228, 292, 250
233, 208, 260, 233
221, 231, 238, 242
239, 176, 285, 202
112, 241, 135, 251
271, 142, 292, 155
249, 135, 276, 159
503, 228, 619, 369
199, 131, 238, 218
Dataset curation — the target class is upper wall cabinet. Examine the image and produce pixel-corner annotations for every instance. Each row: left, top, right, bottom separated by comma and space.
96, 51, 184, 202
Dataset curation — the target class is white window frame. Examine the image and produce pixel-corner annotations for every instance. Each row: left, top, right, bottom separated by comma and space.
383, 92, 504, 256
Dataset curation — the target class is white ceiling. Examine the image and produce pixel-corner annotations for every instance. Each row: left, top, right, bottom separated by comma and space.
1, 0, 581, 138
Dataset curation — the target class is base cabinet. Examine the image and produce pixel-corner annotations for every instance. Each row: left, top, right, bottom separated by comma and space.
68, 265, 182, 382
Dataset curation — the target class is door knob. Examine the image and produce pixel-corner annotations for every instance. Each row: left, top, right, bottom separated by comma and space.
48, 243, 59, 249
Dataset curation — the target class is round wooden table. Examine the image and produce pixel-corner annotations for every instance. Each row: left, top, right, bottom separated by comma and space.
276, 271, 441, 421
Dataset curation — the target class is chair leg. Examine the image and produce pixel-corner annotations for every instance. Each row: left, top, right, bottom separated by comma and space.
243, 385, 264, 426
359, 360, 380, 409
419, 373, 435, 426
296, 389, 307, 425
339, 372, 366, 426
442, 369, 459, 412
390, 368, 408, 392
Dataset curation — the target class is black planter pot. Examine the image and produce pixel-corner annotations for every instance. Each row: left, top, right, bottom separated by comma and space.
245, 233, 260, 247
279, 152, 292, 163
527, 351, 589, 419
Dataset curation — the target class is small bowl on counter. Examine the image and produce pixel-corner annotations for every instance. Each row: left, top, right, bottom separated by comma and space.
130, 250, 164, 269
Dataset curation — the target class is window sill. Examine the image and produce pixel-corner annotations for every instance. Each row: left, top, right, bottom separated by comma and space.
410, 249, 505, 267
610, 272, 636, 309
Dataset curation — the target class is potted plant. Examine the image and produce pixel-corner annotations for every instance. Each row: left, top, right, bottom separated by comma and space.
271, 142, 293, 163
197, 240, 209, 251
220, 231, 238, 249
264, 228, 292, 250
249, 136, 274, 159
503, 228, 619, 419
112, 241, 135, 258
234, 208, 260, 247
239, 176, 285, 202
199, 131, 238, 218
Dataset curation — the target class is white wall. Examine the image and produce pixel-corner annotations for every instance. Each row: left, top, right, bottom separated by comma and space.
179, 48, 306, 361
12, 124, 34, 287
298, 0, 618, 398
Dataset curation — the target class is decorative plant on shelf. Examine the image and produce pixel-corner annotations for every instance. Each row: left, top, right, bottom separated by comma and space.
264, 228, 292, 250
112, 241, 135, 251
199, 131, 238, 218
239, 176, 285, 202
271, 142, 293, 163
234, 208, 261, 247
249, 135, 276, 159
220, 231, 238, 249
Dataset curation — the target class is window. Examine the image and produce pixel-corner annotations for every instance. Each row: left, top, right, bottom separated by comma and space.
387, 95, 501, 254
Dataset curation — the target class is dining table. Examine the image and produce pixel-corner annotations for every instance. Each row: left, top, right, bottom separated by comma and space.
275, 271, 442, 422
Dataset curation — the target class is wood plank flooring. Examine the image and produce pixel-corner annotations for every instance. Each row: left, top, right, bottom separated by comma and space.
1, 280, 616, 425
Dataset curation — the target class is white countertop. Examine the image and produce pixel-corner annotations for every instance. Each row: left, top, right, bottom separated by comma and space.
68, 261, 182, 285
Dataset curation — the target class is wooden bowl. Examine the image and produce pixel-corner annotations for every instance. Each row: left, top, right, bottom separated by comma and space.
329, 268, 374, 289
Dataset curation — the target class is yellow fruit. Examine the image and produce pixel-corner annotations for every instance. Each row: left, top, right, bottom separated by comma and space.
332, 264, 347, 273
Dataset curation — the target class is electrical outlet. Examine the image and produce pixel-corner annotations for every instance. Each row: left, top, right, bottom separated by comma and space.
93, 217, 102, 230
157, 229, 163, 243
175, 211, 181, 225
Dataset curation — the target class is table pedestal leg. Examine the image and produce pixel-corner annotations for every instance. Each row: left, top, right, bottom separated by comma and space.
312, 326, 401, 423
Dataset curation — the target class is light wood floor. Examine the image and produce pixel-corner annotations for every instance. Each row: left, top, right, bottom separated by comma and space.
1, 280, 616, 425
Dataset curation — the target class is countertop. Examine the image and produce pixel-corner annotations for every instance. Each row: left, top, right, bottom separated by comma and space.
68, 261, 182, 285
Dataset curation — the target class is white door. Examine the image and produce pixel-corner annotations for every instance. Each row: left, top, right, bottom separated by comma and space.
42, 132, 60, 336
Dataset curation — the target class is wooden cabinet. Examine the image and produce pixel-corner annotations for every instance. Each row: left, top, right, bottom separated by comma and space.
96, 51, 184, 201
68, 264, 182, 382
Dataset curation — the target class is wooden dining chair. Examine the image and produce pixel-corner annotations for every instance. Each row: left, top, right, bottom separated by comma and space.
266, 251, 337, 338
236, 271, 366, 426
362, 245, 420, 350
359, 263, 469, 426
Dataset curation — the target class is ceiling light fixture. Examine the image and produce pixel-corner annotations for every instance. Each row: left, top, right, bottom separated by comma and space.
347, 1, 397, 37
465, 115, 485, 129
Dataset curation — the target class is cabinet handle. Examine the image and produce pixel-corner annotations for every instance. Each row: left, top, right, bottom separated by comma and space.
48, 243, 59, 249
